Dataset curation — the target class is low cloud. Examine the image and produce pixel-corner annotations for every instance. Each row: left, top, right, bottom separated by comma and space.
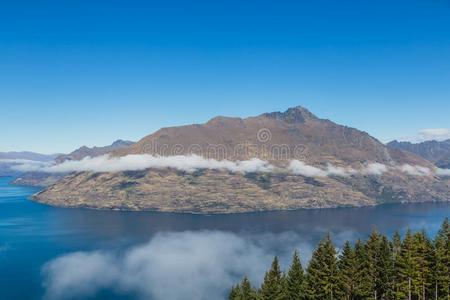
436, 168, 450, 177
398, 164, 432, 176
9, 154, 443, 178
288, 161, 388, 177
360, 163, 388, 176
12, 155, 274, 174
42, 231, 319, 300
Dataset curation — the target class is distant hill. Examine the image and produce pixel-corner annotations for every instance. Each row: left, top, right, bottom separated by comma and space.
387, 140, 450, 168
35, 106, 450, 214
56, 140, 134, 163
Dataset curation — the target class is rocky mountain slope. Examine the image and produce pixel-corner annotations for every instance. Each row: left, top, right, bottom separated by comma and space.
34, 106, 450, 213
387, 139, 450, 168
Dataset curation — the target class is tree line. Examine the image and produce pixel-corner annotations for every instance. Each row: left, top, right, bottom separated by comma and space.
229, 218, 449, 300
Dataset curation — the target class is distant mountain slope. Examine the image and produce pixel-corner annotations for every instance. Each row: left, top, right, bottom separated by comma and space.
0, 151, 59, 162
387, 140, 450, 168
56, 140, 134, 163
35, 106, 450, 213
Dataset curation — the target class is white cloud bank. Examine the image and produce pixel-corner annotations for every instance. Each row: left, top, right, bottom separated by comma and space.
436, 168, 450, 176
288, 161, 389, 177
398, 164, 432, 176
42, 231, 317, 300
9, 154, 449, 178
12, 155, 274, 174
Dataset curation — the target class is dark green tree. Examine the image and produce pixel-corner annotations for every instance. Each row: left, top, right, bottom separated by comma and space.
260, 256, 286, 300
229, 276, 258, 300
395, 229, 416, 300
229, 284, 241, 300
390, 231, 403, 298
365, 229, 380, 298
304, 235, 339, 300
285, 250, 305, 300
434, 217, 450, 300
412, 230, 434, 299
377, 235, 395, 299
337, 241, 357, 300
354, 239, 372, 298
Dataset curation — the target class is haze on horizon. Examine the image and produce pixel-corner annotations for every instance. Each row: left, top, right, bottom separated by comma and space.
1, 0, 450, 154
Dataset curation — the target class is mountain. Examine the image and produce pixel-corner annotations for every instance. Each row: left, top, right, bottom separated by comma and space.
34, 106, 450, 214
387, 140, 450, 168
115, 107, 416, 165
56, 140, 134, 163
0, 152, 59, 177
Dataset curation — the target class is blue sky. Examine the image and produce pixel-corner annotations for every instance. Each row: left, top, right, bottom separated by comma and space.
1, 0, 450, 154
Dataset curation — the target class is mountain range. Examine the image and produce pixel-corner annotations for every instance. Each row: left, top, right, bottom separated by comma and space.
33, 106, 450, 213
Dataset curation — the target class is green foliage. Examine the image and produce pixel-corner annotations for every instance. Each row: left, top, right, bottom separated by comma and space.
337, 241, 357, 299
434, 217, 450, 300
229, 276, 258, 300
285, 250, 305, 300
304, 235, 339, 299
229, 219, 450, 300
260, 256, 287, 300
354, 239, 372, 298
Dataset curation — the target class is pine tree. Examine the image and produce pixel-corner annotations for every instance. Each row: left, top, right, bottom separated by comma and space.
434, 217, 450, 300
229, 284, 241, 300
337, 241, 357, 300
365, 229, 381, 298
304, 235, 339, 300
229, 277, 258, 300
354, 239, 372, 298
377, 235, 394, 299
396, 229, 416, 299
285, 250, 304, 300
412, 230, 434, 299
391, 231, 402, 298
260, 256, 286, 300
241, 276, 258, 300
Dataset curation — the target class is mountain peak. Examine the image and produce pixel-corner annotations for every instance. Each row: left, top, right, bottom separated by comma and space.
111, 139, 134, 147
262, 106, 318, 123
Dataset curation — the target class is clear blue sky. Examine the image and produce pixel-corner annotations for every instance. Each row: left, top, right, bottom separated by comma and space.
1, 0, 449, 154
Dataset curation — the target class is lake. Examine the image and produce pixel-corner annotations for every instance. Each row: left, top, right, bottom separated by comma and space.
0, 176, 449, 300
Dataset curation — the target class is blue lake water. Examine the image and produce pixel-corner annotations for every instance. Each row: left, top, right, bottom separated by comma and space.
0, 176, 449, 300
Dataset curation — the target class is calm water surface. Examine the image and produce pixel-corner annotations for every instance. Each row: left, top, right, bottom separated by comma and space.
0, 176, 449, 299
